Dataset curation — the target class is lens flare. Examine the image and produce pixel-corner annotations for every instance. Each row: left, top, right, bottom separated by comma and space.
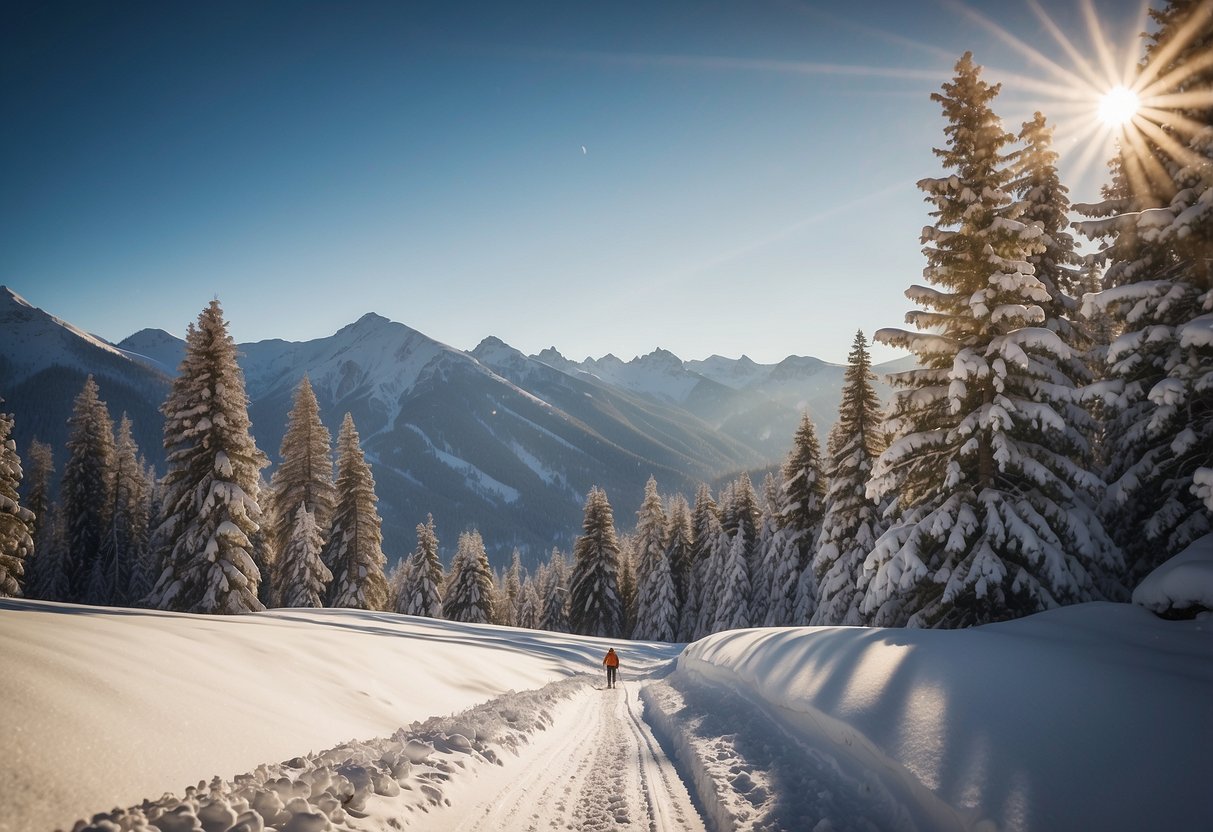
1098, 85, 1140, 126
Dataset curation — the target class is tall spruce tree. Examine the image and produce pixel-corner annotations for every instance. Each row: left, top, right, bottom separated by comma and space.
442, 530, 495, 624
126, 462, 160, 605
62, 376, 115, 602
750, 473, 781, 624
92, 415, 147, 605
147, 302, 269, 614
713, 531, 751, 632
0, 407, 33, 596
278, 503, 332, 608
864, 54, 1119, 628
632, 477, 678, 640
270, 376, 335, 604
684, 484, 719, 640
399, 514, 443, 617
539, 548, 571, 632
20, 439, 54, 599
665, 493, 694, 615
569, 487, 624, 638
1075, 1, 1213, 580
770, 415, 827, 625
811, 331, 888, 625
325, 413, 389, 610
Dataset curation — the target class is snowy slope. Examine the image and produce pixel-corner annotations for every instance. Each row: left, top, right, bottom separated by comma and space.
1, 579, 1208, 832
0, 599, 679, 832
659, 602, 1212, 831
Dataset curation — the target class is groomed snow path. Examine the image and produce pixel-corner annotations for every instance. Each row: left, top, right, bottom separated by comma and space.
446, 680, 707, 832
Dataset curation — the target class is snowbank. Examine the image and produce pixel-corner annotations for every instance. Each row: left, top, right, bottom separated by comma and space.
669, 602, 1212, 831
1132, 533, 1213, 617
0, 600, 675, 832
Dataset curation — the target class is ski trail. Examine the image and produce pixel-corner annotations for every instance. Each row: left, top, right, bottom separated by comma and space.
448, 680, 705, 832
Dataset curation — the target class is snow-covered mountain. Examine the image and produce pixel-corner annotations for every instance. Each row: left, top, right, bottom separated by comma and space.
1, 286, 908, 563
0, 286, 169, 466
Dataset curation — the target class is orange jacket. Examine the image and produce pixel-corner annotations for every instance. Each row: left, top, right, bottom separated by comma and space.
603, 650, 619, 668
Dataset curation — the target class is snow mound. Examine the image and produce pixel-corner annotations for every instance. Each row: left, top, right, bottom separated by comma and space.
1132, 533, 1213, 617
668, 603, 1212, 831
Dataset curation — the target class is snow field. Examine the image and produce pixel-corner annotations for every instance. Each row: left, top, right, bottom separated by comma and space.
0, 601, 678, 832
70, 674, 590, 832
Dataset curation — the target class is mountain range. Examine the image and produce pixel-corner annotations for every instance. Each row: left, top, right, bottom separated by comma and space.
0, 286, 911, 565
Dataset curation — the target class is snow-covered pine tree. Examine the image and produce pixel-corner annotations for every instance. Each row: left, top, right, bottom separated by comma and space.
0, 407, 33, 596
616, 533, 638, 637
693, 511, 728, 638
632, 476, 677, 640
700, 476, 760, 633
442, 530, 495, 624
92, 414, 147, 605
1075, 1, 1213, 579
126, 462, 160, 605
325, 413, 389, 610
386, 556, 410, 612
517, 573, 541, 630
664, 493, 694, 615
278, 503, 332, 608
749, 473, 781, 625
399, 514, 443, 617
683, 484, 718, 640
768, 414, 827, 625
269, 376, 335, 604
569, 487, 624, 638
864, 54, 1119, 628
19, 439, 54, 599
539, 548, 570, 632
503, 549, 523, 627
147, 302, 269, 614
811, 331, 888, 626
62, 376, 115, 602
712, 530, 751, 632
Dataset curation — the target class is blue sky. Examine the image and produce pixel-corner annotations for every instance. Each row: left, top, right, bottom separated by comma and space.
1, 1, 1145, 364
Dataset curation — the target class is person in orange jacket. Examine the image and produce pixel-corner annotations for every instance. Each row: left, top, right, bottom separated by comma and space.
603, 648, 620, 689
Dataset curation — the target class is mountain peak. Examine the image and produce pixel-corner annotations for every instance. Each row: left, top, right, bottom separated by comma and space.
636, 347, 683, 367
0, 285, 34, 310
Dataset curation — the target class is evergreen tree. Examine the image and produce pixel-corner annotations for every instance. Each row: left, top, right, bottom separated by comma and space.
399, 514, 443, 617
1075, 1, 1213, 580
864, 54, 1119, 628
682, 484, 718, 640
811, 331, 888, 626
0, 407, 33, 596
92, 415, 147, 605
20, 439, 54, 599
539, 548, 570, 633
713, 531, 751, 632
147, 301, 269, 614
568, 487, 624, 638
325, 413, 388, 610
442, 530, 495, 624
126, 463, 160, 605
617, 533, 638, 637
386, 556, 410, 612
771, 415, 828, 625
664, 493, 694, 614
503, 548, 523, 627
278, 503, 332, 608
632, 477, 678, 640
750, 473, 781, 625
694, 511, 728, 638
270, 376, 335, 604
62, 376, 115, 602
517, 573, 542, 630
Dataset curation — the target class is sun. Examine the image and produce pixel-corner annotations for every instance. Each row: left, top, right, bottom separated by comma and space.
1098, 85, 1140, 127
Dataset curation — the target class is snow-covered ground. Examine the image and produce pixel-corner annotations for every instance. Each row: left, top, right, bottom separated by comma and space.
2, 561, 1209, 831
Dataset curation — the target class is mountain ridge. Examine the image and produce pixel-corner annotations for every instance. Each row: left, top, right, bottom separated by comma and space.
1, 286, 906, 564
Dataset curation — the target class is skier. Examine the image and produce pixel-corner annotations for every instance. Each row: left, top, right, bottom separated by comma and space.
602, 647, 620, 689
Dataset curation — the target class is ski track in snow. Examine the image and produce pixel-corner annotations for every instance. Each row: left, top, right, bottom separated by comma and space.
69, 674, 706, 832
448, 680, 705, 832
